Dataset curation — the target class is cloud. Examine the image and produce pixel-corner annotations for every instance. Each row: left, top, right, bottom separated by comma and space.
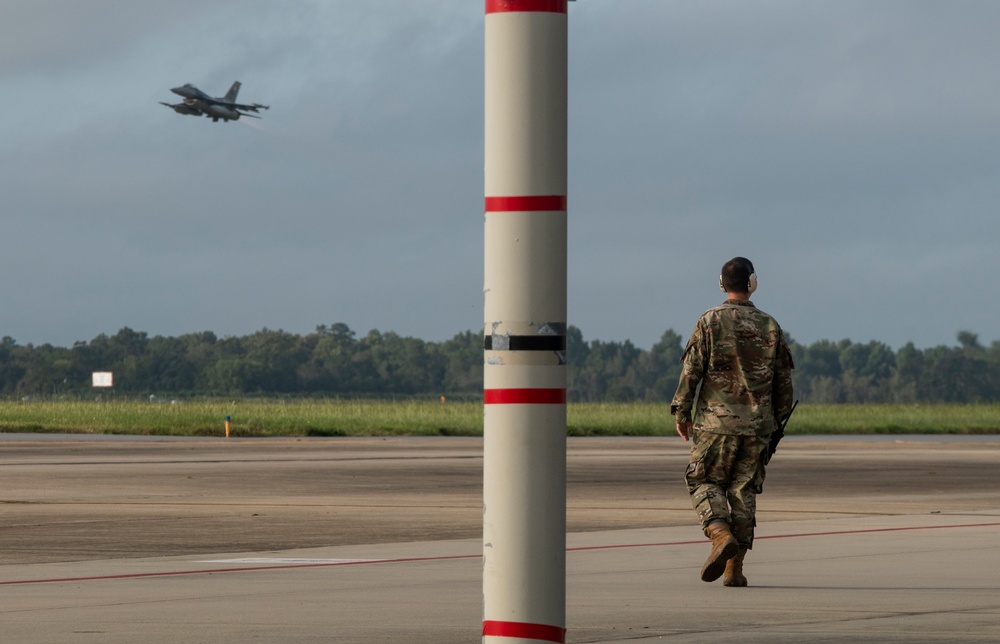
2, 0, 999, 351
0, 0, 231, 77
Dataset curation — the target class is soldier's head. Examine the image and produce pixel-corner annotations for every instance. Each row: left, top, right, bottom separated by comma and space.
719, 257, 757, 295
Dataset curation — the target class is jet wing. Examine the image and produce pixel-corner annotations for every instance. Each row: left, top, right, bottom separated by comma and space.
227, 102, 270, 113
193, 96, 269, 113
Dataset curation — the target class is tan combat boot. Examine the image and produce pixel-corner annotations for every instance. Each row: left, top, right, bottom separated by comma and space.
722, 547, 748, 587
700, 521, 739, 582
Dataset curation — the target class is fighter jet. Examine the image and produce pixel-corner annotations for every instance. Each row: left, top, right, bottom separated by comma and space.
160, 81, 269, 122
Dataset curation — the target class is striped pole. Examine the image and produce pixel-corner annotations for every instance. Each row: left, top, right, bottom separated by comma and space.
483, 1, 567, 643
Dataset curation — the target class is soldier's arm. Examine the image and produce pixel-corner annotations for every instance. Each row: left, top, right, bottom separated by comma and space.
772, 331, 795, 419
670, 323, 707, 437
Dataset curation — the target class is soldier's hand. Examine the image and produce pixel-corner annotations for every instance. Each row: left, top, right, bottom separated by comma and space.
676, 420, 692, 442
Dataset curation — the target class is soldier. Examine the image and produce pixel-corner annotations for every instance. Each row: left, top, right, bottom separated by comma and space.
671, 257, 794, 586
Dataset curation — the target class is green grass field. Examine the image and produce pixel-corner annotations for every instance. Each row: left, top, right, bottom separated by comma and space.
2, 399, 999, 437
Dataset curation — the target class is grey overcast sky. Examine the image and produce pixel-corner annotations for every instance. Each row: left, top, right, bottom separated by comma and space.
3, 0, 998, 350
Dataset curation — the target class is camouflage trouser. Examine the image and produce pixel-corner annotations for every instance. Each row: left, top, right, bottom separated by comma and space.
684, 431, 769, 549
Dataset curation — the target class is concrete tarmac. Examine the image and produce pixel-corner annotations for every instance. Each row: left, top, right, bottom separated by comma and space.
1, 435, 999, 642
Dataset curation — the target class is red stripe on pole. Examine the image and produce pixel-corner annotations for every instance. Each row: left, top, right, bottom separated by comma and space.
485, 195, 566, 212
482, 620, 567, 642
486, 0, 568, 14
484, 388, 566, 404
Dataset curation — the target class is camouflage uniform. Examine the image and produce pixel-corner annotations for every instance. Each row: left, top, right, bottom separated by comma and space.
671, 299, 794, 549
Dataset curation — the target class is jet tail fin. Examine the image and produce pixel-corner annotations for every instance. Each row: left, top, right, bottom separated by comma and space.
223, 81, 241, 102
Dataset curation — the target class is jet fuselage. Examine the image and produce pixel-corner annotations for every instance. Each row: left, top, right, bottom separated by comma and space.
161, 82, 266, 123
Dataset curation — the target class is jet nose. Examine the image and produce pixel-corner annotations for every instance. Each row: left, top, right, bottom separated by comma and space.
170, 86, 186, 96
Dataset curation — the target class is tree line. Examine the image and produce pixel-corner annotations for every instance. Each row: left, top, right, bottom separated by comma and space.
1, 325, 998, 403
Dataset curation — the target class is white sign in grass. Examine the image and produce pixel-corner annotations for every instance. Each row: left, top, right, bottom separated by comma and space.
92, 372, 113, 388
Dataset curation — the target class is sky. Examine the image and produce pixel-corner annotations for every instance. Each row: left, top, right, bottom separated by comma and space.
3, 0, 999, 351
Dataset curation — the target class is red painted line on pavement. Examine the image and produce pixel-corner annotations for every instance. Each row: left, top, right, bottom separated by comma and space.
486, 0, 568, 15
484, 388, 566, 404
754, 521, 1000, 542
483, 619, 566, 642
485, 195, 566, 212
3, 521, 996, 587
565, 521, 1000, 553
0, 554, 477, 587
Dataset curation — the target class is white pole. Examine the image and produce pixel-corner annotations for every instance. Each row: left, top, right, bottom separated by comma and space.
483, 1, 568, 643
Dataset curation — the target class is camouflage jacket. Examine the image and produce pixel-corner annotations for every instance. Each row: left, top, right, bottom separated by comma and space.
670, 299, 794, 436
